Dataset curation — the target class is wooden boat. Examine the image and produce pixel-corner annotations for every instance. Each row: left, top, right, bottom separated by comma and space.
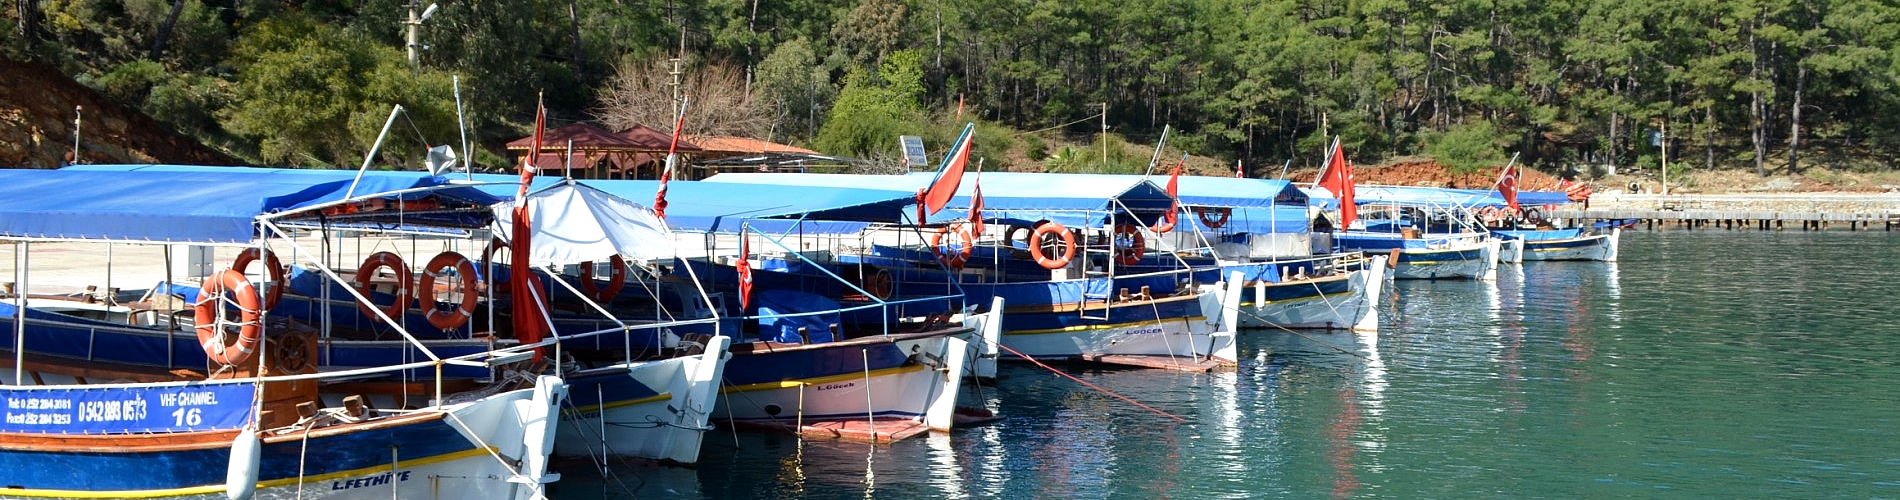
702, 171, 1243, 372
0, 166, 570, 498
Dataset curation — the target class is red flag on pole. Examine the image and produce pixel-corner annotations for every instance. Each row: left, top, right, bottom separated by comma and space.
656, 96, 690, 220
1495, 162, 1520, 212
1153, 154, 1183, 233
737, 233, 753, 310
969, 173, 985, 237
1315, 138, 1356, 229
1236, 159, 1244, 178
916, 123, 974, 221
511, 94, 550, 360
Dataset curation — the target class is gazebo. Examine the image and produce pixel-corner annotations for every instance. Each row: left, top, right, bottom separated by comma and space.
505, 122, 704, 180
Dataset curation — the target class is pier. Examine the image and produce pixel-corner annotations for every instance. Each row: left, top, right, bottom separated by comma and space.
1548, 193, 1900, 231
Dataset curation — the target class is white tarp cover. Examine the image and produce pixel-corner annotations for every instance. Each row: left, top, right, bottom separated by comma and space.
491, 181, 674, 263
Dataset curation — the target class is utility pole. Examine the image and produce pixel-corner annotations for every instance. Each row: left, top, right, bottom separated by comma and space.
1659, 121, 1669, 196
1099, 103, 1109, 165
70, 105, 81, 165
404, 2, 437, 70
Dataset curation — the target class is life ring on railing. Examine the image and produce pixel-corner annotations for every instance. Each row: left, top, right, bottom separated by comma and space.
579, 255, 627, 303
931, 224, 976, 270
481, 237, 511, 297
1112, 223, 1146, 266
857, 267, 894, 299
1028, 222, 1077, 269
1478, 206, 1502, 226
1005, 225, 1035, 248
231, 248, 284, 310
1521, 206, 1547, 224
1149, 208, 1178, 234
417, 251, 479, 330
354, 251, 412, 323
195, 268, 262, 366
1194, 207, 1231, 229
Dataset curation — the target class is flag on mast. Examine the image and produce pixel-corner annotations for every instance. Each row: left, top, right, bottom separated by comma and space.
1315, 137, 1356, 229
511, 93, 550, 360
916, 123, 975, 222
1495, 161, 1520, 212
655, 96, 691, 220
737, 230, 753, 310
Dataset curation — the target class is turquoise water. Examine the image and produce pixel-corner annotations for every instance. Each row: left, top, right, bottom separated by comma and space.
557, 231, 1900, 498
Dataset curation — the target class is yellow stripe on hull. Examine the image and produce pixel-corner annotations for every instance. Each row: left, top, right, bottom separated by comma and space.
1006, 316, 1209, 336
720, 364, 928, 395
565, 392, 674, 415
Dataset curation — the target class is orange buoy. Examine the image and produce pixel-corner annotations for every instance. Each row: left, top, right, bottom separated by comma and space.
1112, 223, 1146, 266
230, 248, 285, 310
417, 251, 479, 330
579, 255, 628, 303
195, 269, 262, 366
1029, 222, 1077, 269
354, 252, 412, 323
931, 224, 976, 270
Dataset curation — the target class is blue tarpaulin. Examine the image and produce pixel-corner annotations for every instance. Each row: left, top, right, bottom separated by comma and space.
0, 165, 503, 243
706, 172, 1177, 229
754, 289, 841, 343
462, 174, 915, 234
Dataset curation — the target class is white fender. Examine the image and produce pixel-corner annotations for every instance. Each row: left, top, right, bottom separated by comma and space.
224, 428, 261, 500
1352, 255, 1389, 333
924, 337, 970, 432
1604, 227, 1621, 262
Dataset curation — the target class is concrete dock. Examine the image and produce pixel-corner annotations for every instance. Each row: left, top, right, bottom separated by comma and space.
1548, 192, 1900, 231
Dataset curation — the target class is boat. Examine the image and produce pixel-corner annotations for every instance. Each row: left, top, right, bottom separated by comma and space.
1458, 182, 1621, 262
496, 176, 997, 443
1308, 140, 1504, 280
1124, 174, 1389, 332
0, 166, 569, 499
62, 164, 739, 466
702, 169, 1243, 372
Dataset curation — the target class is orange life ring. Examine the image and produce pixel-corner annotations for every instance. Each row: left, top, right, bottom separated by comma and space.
231, 247, 285, 310
417, 251, 479, 330
1112, 223, 1146, 266
1028, 222, 1077, 269
931, 224, 975, 270
858, 267, 893, 299
1150, 208, 1178, 234
579, 255, 627, 303
481, 237, 511, 298
354, 251, 412, 323
195, 268, 262, 366
1194, 207, 1231, 229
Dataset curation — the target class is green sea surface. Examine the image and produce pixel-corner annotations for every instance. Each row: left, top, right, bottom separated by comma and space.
559, 230, 1900, 498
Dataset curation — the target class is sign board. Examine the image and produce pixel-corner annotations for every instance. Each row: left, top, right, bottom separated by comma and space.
899, 136, 928, 169
0, 381, 257, 434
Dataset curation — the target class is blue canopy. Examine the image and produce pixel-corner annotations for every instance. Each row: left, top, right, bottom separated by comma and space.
0, 165, 503, 244
1025, 173, 1308, 208
1438, 188, 1574, 207
707, 172, 1176, 228
463, 174, 919, 235
1338, 185, 1503, 208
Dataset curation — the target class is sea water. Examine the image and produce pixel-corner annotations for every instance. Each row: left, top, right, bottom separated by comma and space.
554, 230, 1900, 498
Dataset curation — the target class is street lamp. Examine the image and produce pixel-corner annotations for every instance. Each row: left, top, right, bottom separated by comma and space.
405, 2, 439, 70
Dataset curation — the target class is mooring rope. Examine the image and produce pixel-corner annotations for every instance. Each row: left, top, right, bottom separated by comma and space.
994, 343, 1186, 422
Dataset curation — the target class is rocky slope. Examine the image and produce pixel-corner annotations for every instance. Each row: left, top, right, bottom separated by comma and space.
1, 56, 236, 168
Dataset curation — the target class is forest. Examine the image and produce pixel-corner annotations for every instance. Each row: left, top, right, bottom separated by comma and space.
6, 0, 1899, 178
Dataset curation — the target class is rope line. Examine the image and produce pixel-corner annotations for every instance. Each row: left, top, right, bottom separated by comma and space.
993, 343, 1186, 422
